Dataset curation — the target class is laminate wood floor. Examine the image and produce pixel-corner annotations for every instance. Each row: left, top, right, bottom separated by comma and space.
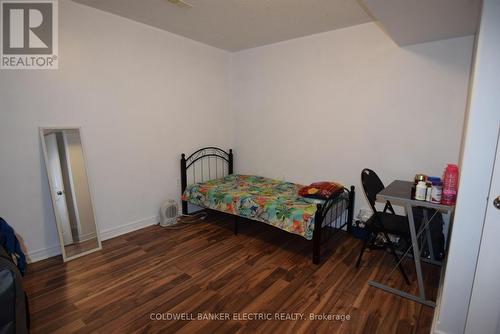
23, 212, 439, 334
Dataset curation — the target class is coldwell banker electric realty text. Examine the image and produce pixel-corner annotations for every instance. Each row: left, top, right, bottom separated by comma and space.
1, 0, 58, 69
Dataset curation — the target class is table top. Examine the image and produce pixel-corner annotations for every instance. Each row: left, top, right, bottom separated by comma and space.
377, 180, 454, 211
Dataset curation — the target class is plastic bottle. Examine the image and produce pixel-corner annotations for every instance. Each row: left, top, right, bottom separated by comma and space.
431, 182, 442, 203
427, 177, 442, 203
425, 182, 432, 202
415, 181, 427, 201
442, 164, 459, 205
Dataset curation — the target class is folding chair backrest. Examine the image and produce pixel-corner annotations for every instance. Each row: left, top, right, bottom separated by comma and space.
361, 168, 385, 214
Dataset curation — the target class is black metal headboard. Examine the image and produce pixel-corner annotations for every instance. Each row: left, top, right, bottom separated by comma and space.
180, 147, 233, 214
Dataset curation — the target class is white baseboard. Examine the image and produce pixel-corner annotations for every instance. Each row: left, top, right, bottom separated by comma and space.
100, 216, 159, 241
27, 216, 159, 263
27, 244, 61, 263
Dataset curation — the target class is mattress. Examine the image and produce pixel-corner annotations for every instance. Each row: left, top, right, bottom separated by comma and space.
182, 174, 330, 240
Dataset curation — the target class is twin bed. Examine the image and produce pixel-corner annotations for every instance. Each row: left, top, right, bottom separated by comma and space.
180, 147, 355, 264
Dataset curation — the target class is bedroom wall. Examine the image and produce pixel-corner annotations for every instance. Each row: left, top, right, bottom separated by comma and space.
0, 0, 234, 261
231, 23, 474, 215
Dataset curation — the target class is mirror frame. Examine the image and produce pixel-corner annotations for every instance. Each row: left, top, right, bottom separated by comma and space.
39, 126, 102, 261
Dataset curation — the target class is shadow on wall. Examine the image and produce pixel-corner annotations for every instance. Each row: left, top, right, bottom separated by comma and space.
403, 36, 475, 72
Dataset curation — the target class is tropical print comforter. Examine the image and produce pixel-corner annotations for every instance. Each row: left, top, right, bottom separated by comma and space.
181, 174, 325, 240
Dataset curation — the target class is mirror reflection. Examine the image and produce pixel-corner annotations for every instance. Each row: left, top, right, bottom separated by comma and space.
41, 128, 101, 260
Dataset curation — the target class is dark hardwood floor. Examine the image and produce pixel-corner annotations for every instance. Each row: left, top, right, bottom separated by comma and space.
23, 212, 438, 333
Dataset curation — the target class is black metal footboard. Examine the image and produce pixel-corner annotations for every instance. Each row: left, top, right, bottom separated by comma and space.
312, 186, 355, 264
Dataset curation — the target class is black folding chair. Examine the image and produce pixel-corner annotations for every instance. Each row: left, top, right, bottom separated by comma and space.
356, 168, 416, 285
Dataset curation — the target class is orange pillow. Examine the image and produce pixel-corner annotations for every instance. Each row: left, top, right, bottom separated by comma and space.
299, 182, 344, 199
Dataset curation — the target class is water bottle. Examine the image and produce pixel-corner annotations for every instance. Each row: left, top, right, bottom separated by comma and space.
442, 164, 459, 205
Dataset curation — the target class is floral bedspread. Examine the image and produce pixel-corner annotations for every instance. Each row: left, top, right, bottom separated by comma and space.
181, 174, 322, 240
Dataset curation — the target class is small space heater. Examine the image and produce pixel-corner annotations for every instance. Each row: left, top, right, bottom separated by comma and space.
159, 200, 179, 227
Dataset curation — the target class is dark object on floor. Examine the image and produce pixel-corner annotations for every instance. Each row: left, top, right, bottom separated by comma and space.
0, 217, 26, 275
0, 244, 29, 334
350, 220, 369, 240
356, 168, 419, 285
411, 207, 445, 260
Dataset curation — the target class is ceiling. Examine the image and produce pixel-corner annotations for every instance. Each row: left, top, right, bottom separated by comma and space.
72, 0, 481, 51
71, 0, 373, 51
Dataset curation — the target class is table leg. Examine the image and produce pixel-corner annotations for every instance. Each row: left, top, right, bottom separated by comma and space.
423, 209, 435, 261
368, 204, 436, 306
406, 204, 426, 300
368, 281, 436, 307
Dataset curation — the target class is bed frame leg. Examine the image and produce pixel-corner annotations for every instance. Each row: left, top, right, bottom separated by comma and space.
180, 153, 188, 215
347, 186, 355, 233
313, 238, 320, 264
234, 216, 239, 235
312, 206, 322, 264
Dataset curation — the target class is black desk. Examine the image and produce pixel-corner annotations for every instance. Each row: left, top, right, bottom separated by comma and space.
368, 180, 454, 307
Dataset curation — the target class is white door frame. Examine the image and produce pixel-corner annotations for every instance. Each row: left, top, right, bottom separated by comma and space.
432, 0, 500, 332
465, 128, 500, 333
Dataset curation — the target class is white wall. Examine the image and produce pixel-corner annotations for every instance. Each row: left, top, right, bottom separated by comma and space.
0, 0, 234, 261
435, 0, 500, 332
232, 23, 474, 214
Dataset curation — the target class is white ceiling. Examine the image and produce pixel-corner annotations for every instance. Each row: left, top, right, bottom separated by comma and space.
71, 0, 374, 51
72, 0, 481, 51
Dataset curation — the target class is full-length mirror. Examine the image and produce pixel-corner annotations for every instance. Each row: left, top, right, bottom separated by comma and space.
40, 127, 101, 261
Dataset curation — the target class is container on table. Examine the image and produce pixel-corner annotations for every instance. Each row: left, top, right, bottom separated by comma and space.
425, 182, 433, 202
442, 164, 459, 205
415, 181, 427, 201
